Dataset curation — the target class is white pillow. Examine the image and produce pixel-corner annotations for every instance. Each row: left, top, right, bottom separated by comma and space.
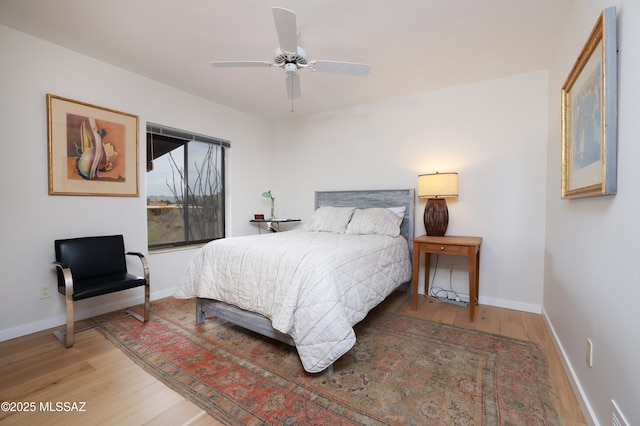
303, 206, 356, 233
387, 206, 406, 219
345, 207, 403, 237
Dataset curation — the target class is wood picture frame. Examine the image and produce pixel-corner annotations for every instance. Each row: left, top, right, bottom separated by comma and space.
561, 7, 617, 199
47, 94, 139, 196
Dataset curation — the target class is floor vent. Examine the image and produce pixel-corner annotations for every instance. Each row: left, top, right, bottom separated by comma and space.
612, 400, 629, 426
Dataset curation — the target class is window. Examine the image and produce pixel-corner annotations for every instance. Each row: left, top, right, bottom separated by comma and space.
146, 123, 229, 249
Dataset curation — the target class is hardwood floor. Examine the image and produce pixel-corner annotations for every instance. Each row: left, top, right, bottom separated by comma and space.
0, 292, 586, 425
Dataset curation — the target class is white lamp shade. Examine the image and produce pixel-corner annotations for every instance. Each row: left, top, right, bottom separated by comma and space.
417, 172, 458, 198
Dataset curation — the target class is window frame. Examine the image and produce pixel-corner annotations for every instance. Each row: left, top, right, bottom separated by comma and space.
146, 122, 229, 250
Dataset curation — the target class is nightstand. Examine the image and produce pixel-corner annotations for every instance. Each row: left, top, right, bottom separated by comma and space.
411, 235, 482, 321
249, 219, 300, 233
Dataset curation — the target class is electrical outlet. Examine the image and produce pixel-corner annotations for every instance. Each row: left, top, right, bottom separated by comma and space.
448, 264, 454, 273
586, 338, 593, 367
39, 285, 50, 299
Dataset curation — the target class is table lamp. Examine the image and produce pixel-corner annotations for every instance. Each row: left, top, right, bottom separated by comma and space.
417, 172, 458, 236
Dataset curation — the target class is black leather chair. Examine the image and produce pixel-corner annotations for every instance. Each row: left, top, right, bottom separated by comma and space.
53, 235, 150, 348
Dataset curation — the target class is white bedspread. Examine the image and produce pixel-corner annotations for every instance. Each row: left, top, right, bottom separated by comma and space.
174, 230, 411, 373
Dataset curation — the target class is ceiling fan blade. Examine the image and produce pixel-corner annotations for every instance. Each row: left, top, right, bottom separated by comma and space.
285, 74, 301, 99
209, 61, 273, 68
272, 7, 297, 54
309, 60, 371, 77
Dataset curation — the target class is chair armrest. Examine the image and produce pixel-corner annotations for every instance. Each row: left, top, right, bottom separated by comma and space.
52, 261, 73, 296
126, 251, 145, 258
126, 252, 150, 283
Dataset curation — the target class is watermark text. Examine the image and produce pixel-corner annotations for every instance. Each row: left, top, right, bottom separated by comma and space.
1, 401, 87, 412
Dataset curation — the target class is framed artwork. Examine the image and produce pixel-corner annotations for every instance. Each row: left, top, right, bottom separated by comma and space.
561, 7, 617, 199
47, 94, 139, 196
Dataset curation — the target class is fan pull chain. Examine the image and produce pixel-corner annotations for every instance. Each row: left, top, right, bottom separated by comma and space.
290, 78, 295, 113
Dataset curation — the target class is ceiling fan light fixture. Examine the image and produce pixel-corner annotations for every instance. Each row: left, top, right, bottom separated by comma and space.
274, 46, 307, 66
284, 63, 298, 76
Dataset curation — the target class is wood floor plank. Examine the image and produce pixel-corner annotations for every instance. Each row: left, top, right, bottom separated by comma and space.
186, 411, 224, 426
103, 381, 190, 425
143, 399, 217, 426
469, 304, 501, 334
0, 360, 95, 403
0, 349, 96, 392
497, 308, 526, 339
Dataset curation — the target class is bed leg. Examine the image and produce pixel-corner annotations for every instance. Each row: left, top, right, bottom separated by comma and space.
196, 298, 205, 323
323, 365, 334, 377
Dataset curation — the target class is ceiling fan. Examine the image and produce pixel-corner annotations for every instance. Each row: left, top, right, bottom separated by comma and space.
209, 7, 371, 100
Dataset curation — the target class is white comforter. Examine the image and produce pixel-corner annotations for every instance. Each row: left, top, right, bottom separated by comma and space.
174, 230, 411, 373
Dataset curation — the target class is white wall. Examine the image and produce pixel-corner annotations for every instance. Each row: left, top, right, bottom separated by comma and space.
544, 1, 640, 425
271, 71, 549, 311
0, 25, 273, 341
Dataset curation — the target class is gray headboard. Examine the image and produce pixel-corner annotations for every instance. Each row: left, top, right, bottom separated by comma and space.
315, 189, 415, 247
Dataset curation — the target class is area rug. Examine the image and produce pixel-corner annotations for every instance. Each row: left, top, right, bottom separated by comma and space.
89, 298, 561, 425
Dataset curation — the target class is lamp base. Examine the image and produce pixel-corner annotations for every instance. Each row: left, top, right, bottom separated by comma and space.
424, 198, 449, 236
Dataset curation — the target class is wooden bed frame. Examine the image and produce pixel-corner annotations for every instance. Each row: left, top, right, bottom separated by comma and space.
195, 189, 415, 374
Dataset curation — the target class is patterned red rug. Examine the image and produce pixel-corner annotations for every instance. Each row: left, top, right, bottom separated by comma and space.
90, 298, 560, 425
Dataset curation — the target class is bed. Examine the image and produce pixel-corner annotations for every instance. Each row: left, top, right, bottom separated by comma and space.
174, 189, 415, 374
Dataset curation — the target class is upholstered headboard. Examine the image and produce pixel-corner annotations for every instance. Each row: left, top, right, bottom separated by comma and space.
314, 189, 415, 248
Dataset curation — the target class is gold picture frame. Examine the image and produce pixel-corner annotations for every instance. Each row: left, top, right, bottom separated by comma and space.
47, 94, 139, 196
561, 7, 617, 199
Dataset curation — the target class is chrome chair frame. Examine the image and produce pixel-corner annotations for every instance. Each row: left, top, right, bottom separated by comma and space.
52, 238, 150, 348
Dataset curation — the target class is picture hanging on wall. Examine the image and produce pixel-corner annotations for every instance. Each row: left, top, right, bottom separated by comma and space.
47, 94, 139, 196
561, 6, 617, 199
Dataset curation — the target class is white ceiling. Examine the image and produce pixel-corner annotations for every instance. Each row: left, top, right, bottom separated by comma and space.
0, 0, 575, 121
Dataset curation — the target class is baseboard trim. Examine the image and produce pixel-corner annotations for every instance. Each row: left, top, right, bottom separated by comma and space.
541, 306, 597, 425
0, 288, 175, 343
478, 296, 541, 314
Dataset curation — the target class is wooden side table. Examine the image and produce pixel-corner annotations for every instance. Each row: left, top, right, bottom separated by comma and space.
411, 235, 482, 321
